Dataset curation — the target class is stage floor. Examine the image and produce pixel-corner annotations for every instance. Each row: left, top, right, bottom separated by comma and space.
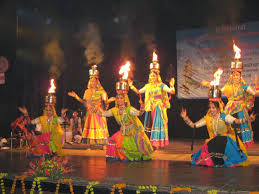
1, 139, 259, 193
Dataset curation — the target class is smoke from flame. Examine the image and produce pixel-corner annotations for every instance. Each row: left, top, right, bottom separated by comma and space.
210, 68, 223, 86
44, 40, 65, 79
233, 43, 241, 59
48, 79, 56, 93
81, 23, 104, 66
119, 61, 131, 79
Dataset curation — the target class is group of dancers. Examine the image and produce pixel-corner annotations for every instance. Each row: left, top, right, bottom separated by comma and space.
17, 49, 259, 167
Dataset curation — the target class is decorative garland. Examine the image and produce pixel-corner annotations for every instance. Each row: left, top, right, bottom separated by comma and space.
136, 185, 158, 194
0, 173, 8, 194
30, 177, 48, 194
55, 178, 74, 194
85, 181, 99, 194
10, 175, 27, 194
0, 173, 258, 194
207, 190, 218, 194
170, 187, 191, 194
110, 183, 126, 194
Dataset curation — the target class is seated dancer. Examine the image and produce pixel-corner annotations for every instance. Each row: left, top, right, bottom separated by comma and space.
10, 114, 34, 147
18, 105, 65, 157
180, 88, 255, 167
202, 53, 257, 148
98, 80, 153, 161
69, 111, 82, 143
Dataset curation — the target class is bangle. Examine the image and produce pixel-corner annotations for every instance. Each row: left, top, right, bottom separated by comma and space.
183, 116, 188, 121
129, 84, 134, 90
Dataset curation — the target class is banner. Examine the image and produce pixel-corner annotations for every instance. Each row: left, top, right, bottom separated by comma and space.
177, 21, 259, 99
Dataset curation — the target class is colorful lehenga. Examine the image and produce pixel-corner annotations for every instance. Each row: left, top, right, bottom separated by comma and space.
222, 83, 255, 148
103, 106, 153, 161
30, 106, 64, 156
140, 83, 171, 148
191, 113, 249, 167
82, 86, 109, 145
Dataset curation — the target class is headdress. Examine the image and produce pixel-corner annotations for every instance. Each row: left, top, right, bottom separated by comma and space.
231, 60, 242, 72
208, 85, 221, 102
89, 65, 99, 78
116, 78, 129, 94
208, 68, 224, 112
231, 43, 242, 72
150, 50, 160, 73
208, 85, 224, 112
115, 79, 131, 107
45, 79, 56, 106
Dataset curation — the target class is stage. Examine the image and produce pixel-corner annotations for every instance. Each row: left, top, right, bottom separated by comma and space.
1, 139, 259, 193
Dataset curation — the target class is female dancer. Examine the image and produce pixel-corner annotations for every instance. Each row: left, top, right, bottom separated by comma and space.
129, 70, 175, 149
18, 105, 65, 156
68, 65, 112, 146
180, 99, 255, 167
99, 87, 153, 161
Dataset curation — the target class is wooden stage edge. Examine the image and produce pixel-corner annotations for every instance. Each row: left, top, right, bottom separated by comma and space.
61, 139, 259, 165
1, 139, 259, 193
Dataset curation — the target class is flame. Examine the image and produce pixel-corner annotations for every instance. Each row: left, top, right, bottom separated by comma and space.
210, 68, 223, 86
233, 43, 241, 59
119, 61, 131, 79
152, 51, 158, 62
48, 79, 56, 93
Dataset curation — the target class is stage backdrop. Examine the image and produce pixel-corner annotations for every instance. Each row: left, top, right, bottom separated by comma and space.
177, 21, 259, 99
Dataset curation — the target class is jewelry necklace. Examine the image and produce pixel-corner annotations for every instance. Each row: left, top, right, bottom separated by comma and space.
212, 114, 219, 135
233, 83, 240, 96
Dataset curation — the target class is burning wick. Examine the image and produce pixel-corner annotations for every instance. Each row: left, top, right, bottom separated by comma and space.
233, 43, 241, 59
210, 68, 223, 86
119, 61, 131, 80
152, 51, 158, 62
48, 79, 56, 93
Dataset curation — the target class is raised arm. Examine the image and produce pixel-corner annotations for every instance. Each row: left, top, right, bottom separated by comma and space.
180, 107, 206, 128
18, 106, 31, 123
246, 86, 258, 96
128, 79, 141, 94
68, 91, 86, 105
129, 103, 145, 117
223, 112, 256, 124
201, 80, 211, 88
162, 78, 175, 95
97, 109, 113, 117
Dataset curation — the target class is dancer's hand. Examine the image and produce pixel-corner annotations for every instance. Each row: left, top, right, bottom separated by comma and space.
201, 80, 211, 88
87, 101, 95, 112
180, 107, 187, 119
108, 97, 116, 103
169, 77, 175, 88
68, 91, 77, 98
254, 74, 258, 88
18, 106, 28, 115
249, 112, 256, 122
96, 109, 102, 116
139, 102, 145, 115
128, 79, 133, 87
61, 108, 68, 116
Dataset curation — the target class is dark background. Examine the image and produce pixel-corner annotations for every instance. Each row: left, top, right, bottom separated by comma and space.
0, 0, 258, 141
